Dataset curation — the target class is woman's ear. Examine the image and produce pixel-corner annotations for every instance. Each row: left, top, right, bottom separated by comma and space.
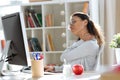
84, 20, 88, 25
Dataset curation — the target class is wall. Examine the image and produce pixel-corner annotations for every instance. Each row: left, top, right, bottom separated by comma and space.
99, 0, 120, 66
115, 0, 120, 33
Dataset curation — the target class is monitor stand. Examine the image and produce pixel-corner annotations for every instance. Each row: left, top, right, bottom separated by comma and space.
0, 40, 19, 76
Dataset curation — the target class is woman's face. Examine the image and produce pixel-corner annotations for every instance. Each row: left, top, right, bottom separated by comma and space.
70, 16, 88, 36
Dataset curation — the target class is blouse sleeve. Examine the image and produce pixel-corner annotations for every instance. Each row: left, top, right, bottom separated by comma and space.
54, 65, 63, 72
60, 41, 99, 62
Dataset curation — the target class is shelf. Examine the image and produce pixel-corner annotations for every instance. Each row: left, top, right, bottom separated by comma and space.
45, 26, 66, 29
21, 0, 99, 65
26, 27, 43, 30
45, 51, 64, 54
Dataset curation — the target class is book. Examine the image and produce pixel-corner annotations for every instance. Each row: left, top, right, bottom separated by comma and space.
29, 38, 42, 51
31, 13, 41, 27
82, 2, 89, 14
45, 14, 53, 27
25, 8, 42, 28
25, 9, 30, 28
27, 20, 31, 28
29, 13, 37, 27
27, 14, 35, 28
46, 35, 51, 51
46, 34, 55, 51
35, 13, 42, 27
28, 39, 33, 52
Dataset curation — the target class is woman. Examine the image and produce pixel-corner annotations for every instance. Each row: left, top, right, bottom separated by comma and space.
44, 12, 104, 72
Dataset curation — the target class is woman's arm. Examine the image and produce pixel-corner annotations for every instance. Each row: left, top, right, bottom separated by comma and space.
60, 41, 99, 62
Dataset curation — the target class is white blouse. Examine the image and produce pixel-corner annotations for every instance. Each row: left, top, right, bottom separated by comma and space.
54, 39, 99, 72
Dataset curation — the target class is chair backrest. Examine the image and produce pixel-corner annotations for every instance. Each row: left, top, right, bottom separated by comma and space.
94, 44, 104, 71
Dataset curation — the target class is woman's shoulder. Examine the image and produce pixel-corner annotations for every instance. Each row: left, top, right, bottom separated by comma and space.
82, 39, 99, 49
85, 38, 97, 44
71, 38, 99, 50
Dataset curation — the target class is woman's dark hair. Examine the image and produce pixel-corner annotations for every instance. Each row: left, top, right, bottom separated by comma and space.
71, 12, 104, 46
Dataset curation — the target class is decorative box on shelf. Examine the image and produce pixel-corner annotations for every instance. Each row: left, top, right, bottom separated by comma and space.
29, 0, 51, 2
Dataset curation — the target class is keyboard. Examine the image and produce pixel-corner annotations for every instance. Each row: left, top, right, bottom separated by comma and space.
22, 69, 57, 75
21, 66, 32, 74
21, 66, 60, 75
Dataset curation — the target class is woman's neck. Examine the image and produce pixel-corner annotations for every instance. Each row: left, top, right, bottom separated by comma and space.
78, 29, 94, 41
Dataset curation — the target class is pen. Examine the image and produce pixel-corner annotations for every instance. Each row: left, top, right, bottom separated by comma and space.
36, 53, 40, 60
40, 54, 44, 60
32, 53, 37, 60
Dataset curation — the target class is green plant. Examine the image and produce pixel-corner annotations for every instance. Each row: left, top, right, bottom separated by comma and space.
109, 33, 120, 48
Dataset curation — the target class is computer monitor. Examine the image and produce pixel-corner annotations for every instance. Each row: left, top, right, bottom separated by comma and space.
1, 12, 31, 67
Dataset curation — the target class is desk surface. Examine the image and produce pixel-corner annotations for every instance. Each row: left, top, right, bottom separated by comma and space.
0, 71, 100, 80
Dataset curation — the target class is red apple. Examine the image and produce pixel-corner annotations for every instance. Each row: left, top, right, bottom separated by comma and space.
112, 65, 120, 72
72, 64, 84, 75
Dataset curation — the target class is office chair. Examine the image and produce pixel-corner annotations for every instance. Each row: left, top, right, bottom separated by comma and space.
94, 44, 104, 71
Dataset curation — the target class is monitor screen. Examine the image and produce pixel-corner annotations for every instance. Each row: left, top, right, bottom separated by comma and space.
1, 12, 30, 66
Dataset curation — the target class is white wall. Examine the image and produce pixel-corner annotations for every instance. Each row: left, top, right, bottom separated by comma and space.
99, 0, 120, 65
0, 6, 21, 29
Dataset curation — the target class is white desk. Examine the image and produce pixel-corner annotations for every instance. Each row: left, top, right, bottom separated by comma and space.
0, 71, 100, 80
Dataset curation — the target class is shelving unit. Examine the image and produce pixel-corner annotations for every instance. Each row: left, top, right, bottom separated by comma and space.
20, 0, 99, 66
